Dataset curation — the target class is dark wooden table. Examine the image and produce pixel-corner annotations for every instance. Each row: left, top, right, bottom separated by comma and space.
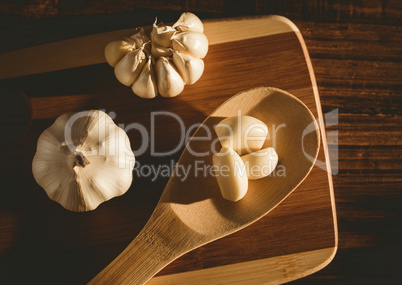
0, 1, 401, 284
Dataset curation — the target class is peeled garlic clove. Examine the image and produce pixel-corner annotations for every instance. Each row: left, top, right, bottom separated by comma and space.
114, 47, 147, 86
172, 31, 208, 59
155, 57, 185, 98
132, 57, 158, 99
215, 115, 268, 155
213, 147, 248, 202
128, 27, 150, 48
241, 147, 278, 180
104, 40, 133, 67
151, 20, 176, 48
151, 43, 173, 58
172, 51, 204, 85
32, 110, 135, 212
173, 12, 204, 33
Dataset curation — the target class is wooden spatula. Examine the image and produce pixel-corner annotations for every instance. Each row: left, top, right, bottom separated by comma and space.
89, 87, 320, 284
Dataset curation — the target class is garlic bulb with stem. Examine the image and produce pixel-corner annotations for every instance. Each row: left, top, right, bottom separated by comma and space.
132, 57, 158, 99
114, 47, 147, 86
155, 57, 185, 98
171, 31, 209, 59
104, 12, 208, 98
172, 50, 204, 85
32, 110, 135, 212
172, 12, 204, 33
151, 20, 176, 48
104, 40, 133, 67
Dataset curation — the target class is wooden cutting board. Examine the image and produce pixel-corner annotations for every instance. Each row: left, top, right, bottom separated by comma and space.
0, 15, 337, 284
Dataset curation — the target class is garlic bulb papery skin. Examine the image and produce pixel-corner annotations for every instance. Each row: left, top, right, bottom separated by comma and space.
32, 110, 135, 212
104, 40, 133, 67
172, 32, 209, 59
114, 47, 147, 86
151, 21, 176, 48
128, 27, 150, 48
173, 12, 204, 33
132, 57, 158, 99
155, 57, 185, 98
172, 51, 204, 85
213, 147, 248, 202
241, 147, 278, 180
215, 115, 268, 155
151, 43, 172, 59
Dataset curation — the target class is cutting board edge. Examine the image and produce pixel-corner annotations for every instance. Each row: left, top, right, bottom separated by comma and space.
148, 246, 338, 284
292, 25, 339, 249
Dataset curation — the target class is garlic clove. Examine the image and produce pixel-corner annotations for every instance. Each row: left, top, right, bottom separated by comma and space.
241, 147, 278, 180
173, 12, 204, 33
114, 47, 147, 86
128, 27, 150, 49
104, 40, 133, 67
215, 115, 268, 155
32, 110, 135, 212
132, 57, 158, 99
155, 57, 185, 98
212, 147, 248, 202
151, 43, 173, 58
172, 50, 204, 85
151, 20, 176, 48
171, 31, 208, 59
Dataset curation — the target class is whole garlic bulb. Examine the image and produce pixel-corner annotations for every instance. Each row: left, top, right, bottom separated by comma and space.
155, 57, 185, 98
32, 110, 135, 212
105, 12, 207, 98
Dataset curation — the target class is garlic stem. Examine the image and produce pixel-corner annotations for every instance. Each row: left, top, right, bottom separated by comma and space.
127, 27, 150, 48
74, 151, 90, 168
62, 143, 90, 168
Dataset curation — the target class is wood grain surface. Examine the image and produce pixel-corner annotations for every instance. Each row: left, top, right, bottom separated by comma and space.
0, 1, 401, 284
0, 15, 337, 284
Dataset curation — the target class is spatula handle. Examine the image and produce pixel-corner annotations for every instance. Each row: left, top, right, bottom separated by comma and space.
89, 231, 166, 284
89, 205, 200, 284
